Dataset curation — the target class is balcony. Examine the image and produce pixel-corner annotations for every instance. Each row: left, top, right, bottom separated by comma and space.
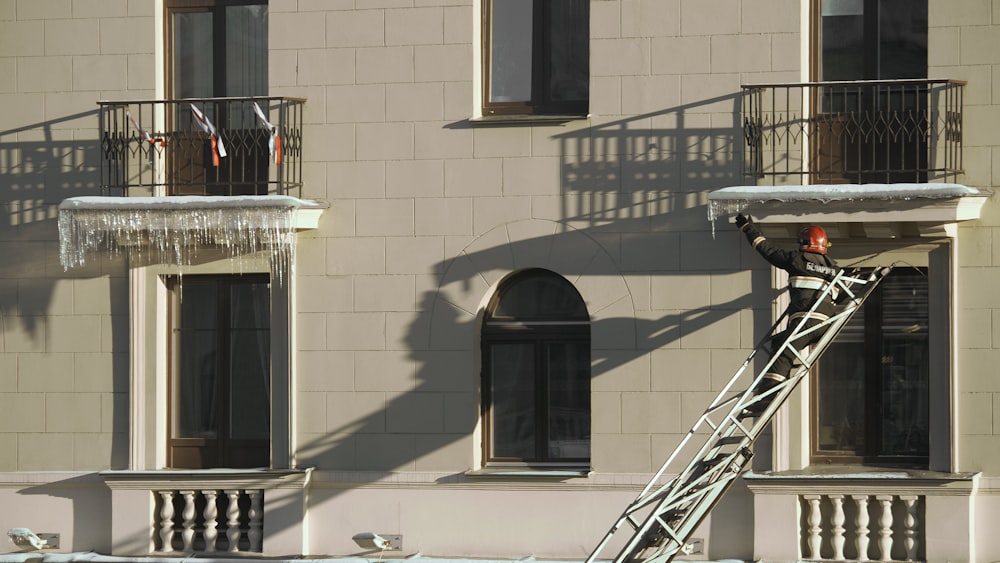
98, 97, 304, 197
745, 469, 979, 563
742, 79, 964, 185
102, 469, 311, 556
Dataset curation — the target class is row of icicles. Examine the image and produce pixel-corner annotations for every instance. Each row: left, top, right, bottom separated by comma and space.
58, 205, 297, 285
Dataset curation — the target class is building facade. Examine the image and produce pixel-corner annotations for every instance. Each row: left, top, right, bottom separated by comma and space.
0, 0, 998, 561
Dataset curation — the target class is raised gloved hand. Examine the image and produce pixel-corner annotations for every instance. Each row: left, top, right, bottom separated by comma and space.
735, 213, 753, 232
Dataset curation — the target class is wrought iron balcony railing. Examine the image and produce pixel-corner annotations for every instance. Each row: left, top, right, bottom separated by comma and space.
98, 97, 304, 197
743, 79, 964, 185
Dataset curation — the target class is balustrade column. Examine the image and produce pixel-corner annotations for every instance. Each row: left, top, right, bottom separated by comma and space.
830, 494, 846, 560
852, 494, 871, 562
876, 495, 894, 562
180, 491, 197, 551
901, 495, 919, 561
157, 491, 175, 553
803, 494, 823, 559
203, 490, 219, 552
226, 490, 242, 552
247, 490, 264, 552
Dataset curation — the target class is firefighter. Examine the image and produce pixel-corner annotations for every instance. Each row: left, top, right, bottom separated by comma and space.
735, 213, 840, 416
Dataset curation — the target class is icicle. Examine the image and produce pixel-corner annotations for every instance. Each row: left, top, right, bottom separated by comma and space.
58, 196, 316, 285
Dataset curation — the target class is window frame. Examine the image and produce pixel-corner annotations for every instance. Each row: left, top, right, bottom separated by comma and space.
481, 0, 590, 118
167, 273, 272, 469
810, 267, 930, 468
480, 269, 591, 467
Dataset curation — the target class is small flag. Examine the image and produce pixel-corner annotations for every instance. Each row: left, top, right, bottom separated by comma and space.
127, 110, 158, 164
190, 103, 227, 166
253, 101, 282, 165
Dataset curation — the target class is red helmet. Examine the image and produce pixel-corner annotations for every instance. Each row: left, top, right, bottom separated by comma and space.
799, 226, 829, 254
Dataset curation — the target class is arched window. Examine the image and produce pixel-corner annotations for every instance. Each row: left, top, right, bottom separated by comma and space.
481, 269, 591, 467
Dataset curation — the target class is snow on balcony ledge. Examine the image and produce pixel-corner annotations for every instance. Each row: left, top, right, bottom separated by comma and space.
708, 183, 990, 238
58, 195, 328, 283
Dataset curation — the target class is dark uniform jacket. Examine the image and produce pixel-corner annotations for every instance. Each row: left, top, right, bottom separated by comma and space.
742, 223, 840, 321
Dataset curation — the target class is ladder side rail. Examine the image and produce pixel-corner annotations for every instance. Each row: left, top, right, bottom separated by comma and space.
727, 268, 871, 421
616, 450, 753, 563
734, 268, 890, 433
671, 269, 858, 481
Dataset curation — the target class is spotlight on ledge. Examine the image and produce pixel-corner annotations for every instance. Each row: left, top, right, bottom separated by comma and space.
7, 528, 47, 552
352, 532, 402, 551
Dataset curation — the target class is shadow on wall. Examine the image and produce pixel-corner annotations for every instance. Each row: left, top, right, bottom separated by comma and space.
293, 92, 758, 559
296, 92, 746, 468
1, 111, 130, 549
16, 474, 113, 553
0, 109, 109, 341
7, 93, 754, 559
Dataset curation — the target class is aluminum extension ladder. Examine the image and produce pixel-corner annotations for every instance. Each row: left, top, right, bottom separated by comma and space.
586, 266, 892, 563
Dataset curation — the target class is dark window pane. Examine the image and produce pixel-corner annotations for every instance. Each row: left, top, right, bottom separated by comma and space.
879, 274, 929, 456
547, 341, 590, 459
230, 330, 271, 439
816, 312, 866, 454
877, 0, 927, 80
489, 0, 533, 103
821, 8, 864, 81
229, 282, 271, 440
491, 272, 588, 320
490, 342, 537, 459
225, 4, 268, 99
230, 281, 270, 329
173, 11, 214, 99
546, 0, 589, 104
181, 282, 217, 329
175, 331, 218, 438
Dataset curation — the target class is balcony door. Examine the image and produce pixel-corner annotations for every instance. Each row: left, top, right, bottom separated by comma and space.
166, 0, 269, 195
811, 0, 928, 183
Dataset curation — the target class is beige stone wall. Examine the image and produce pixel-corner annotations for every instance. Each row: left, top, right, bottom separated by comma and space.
268, 0, 800, 479
0, 0, 152, 471
929, 0, 1000, 474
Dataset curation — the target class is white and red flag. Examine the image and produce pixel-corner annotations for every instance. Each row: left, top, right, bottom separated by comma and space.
189, 103, 227, 166
253, 101, 282, 165
127, 110, 158, 163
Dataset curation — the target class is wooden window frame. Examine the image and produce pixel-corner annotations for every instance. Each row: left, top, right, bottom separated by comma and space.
481, 269, 591, 467
810, 268, 930, 468
167, 274, 271, 469
481, 0, 589, 117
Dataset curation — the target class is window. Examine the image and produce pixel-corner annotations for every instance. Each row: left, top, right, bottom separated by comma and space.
482, 0, 589, 117
481, 269, 591, 466
168, 275, 271, 469
167, 0, 268, 100
812, 268, 928, 467
811, 0, 929, 183
165, 0, 270, 195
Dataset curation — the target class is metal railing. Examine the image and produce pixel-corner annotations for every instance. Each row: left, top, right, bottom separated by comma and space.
743, 79, 964, 185
98, 97, 304, 197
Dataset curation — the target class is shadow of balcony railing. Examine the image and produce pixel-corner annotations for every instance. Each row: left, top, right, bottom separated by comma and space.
743, 79, 964, 185
98, 97, 304, 197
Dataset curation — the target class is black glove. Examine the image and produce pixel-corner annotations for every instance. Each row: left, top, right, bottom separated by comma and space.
735, 213, 753, 232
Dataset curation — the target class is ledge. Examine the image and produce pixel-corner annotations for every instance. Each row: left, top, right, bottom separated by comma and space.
744, 467, 980, 496
58, 195, 328, 231
464, 467, 592, 479
100, 467, 313, 491
468, 114, 590, 125
708, 183, 990, 238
